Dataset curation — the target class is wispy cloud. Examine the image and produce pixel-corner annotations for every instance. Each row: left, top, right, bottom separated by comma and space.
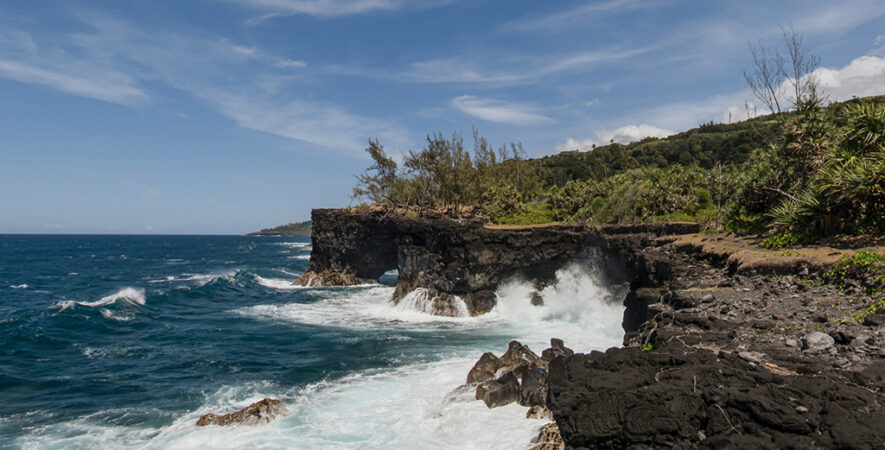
0, 58, 149, 106
502, 0, 660, 32
230, 0, 453, 20
450, 95, 554, 125
401, 45, 655, 84
0, 11, 402, 154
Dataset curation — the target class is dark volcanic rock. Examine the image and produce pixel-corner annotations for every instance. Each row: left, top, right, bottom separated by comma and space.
547, 346, 885, 448
482, 371, 521, 408
466, 352, 503, 384
500, 340, 543, 370
541, 338, 574, 361
195, 398, 287, 427
304, 208, 658, 314
519, 368, 548, 407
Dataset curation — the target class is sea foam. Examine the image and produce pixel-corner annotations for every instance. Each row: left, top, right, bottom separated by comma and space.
54, 287, 146, 311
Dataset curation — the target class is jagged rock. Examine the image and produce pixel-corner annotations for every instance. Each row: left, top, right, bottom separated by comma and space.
475, 380, 500, 401
500, 340, 542, 370
530, 423, 565, 450
293, 270, 371, 287
482, 371, 520, 408
526, 405, 554, 420
802, 331, 835, 353
195, 398, 287, 427
467, 352, 503, 383
530, 291, 544, 306
520, 368, 548, 407
547, 347, 885, 448
541, 338, 574, 361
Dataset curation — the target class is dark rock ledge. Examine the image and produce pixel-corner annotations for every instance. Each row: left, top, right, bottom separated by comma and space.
301, 208, 885, 448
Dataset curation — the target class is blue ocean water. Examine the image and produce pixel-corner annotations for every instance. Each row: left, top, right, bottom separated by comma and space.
0, 235, 625, 449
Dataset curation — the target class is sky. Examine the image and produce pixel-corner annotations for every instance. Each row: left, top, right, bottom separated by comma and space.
0, 0, 883, 234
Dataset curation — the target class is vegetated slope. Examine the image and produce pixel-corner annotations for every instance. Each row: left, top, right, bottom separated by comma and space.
536, 117, 778, 186
248, 220, 312, 236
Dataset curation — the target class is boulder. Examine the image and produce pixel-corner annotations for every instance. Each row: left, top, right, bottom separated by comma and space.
467, 352, 503, 383
195, 398, 287, 427
293, 270, 371, 287
526, 405, 554, 420
530, 291, 544, 306
541, 338, 574, 361
500, 340, 542, 369
520, 368, 548, 407
530, 422, 565, 450
482, 371, 520, 408
802, 331, 835, 353
476, 380, 500, 401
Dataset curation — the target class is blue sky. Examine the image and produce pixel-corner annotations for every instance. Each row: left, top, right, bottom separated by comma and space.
1, 0, 883, 234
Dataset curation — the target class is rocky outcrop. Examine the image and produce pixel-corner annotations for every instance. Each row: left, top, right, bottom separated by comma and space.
301, 208, 697, 316
545, 235, 885, 448
195, 398, 287, 427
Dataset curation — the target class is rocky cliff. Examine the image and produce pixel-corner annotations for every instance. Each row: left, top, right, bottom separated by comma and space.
297, 208, 696, 316
299, 208, 885, 448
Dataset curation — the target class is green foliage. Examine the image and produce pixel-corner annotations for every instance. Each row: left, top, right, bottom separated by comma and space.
729, 97, 885, 235
761, 231, 813, 248
642, 342, 655, 352
494, 203, 557, 225
249, 220, 312, 236
822, 251, 885, 294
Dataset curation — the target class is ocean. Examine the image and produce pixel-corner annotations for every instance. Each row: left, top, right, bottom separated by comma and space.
0, 234, 624, 449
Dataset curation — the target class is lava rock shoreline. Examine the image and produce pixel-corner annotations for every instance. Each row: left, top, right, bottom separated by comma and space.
300, 208, 885, 448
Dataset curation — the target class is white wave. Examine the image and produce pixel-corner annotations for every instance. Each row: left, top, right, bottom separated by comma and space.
9, 284, 28, 289
287, 255, 311, 260
147, 271, 238, 286
235, 286, 484, 329
275, 242, 311, 249
53, 287, 146, 311
396, 288, 470, 318
486, 262, 626, 351
254, 275, 306, 291
100, 309, 134, 322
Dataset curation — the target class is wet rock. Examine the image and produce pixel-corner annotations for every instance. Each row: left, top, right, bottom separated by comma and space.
526, 405, 553, 420
520, 368, 548, 407
541, 338, 574, 362
530, 422, 565, 450
466, 352, 503, 384
500, 340, 542, 369
293, 270, 371, 287
530, 291, 544, 306
802, 331, 835, 353
195, 398, 287, 427
482, 371, 520, 408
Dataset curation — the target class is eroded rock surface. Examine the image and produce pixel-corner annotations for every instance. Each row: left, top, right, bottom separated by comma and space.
195, 398, 287, 427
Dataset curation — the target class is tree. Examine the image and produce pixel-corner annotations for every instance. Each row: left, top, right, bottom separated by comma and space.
744, 25, 821, 115
352, 139, 398, 206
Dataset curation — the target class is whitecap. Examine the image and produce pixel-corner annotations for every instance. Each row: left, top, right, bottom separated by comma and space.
53, 287, 146, 311
9, 284, 28, 289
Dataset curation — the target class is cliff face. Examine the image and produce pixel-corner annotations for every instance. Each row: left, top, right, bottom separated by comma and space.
302, 209, 603, 314
302, 208, 885, 448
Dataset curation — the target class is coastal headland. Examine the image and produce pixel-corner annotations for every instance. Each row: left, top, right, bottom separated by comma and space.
301, 207, 885, 448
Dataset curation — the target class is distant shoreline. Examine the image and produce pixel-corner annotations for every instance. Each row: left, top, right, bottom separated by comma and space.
247, 220, 312, 237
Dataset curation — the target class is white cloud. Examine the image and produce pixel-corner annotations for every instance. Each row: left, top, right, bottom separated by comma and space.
597, 124, 673, 145
583, 98, 601, 107
231, 0, 452, 17
554, 137, 597, 152
275, 58, 307, 68
450, 95, 554, 125
814, 55, 885, 100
